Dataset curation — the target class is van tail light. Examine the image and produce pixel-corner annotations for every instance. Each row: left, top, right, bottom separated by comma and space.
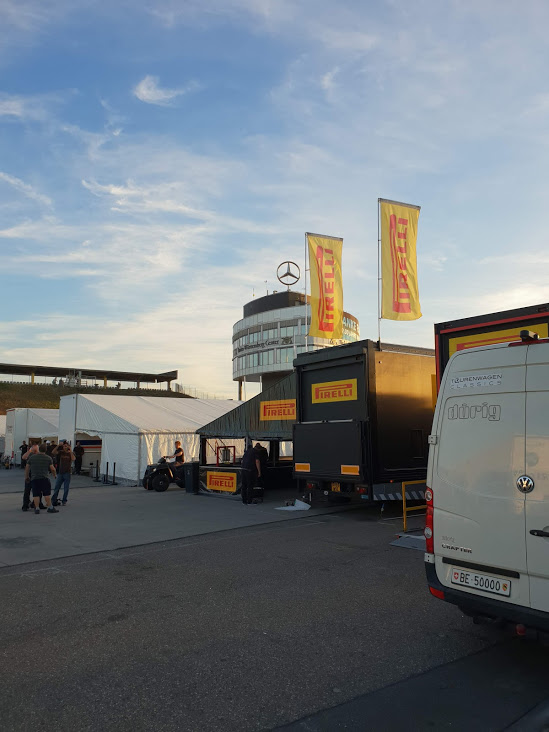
424, 486, 434, 554
429, 587, 445, 600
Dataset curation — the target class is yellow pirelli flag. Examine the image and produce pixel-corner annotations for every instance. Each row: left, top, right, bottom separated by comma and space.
380, 199, 421, 320
307, 233, 343, 339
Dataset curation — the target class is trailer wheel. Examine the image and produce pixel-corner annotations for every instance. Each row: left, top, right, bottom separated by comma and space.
152, 474, 170, 492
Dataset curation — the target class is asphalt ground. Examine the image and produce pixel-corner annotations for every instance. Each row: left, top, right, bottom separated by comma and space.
2, 507, 549, 731
0, 470, 351, 566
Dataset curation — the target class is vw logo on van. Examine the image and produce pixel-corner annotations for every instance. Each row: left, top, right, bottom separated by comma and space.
516, 475, 534, 493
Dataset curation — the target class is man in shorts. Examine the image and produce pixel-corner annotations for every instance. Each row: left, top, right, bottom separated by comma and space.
25, 444, 58, 514
21, 444, 43, 511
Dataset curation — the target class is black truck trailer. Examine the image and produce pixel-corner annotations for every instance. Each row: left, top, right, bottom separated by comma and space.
293, 339, 435, 503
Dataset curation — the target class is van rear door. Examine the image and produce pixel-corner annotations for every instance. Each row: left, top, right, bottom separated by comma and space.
431, 344, 529, 606
525, 344, 549, 611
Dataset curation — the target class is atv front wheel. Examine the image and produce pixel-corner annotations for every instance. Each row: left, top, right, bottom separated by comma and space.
152, 473, 170, 492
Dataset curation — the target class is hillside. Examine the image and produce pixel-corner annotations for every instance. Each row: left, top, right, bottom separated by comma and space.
0, 383, 191, 414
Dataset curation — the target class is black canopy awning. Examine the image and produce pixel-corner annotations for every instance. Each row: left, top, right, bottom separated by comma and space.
198, 373, 296, 440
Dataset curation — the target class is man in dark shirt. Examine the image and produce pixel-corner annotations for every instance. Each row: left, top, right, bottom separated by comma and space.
170, 441, 185, 465
19, 442, 28, 469
74, 442, 85, 474
254, 443, 269, 488
25, 444, 58, 514
241, 444, 261, 505
51, 442, 76, 506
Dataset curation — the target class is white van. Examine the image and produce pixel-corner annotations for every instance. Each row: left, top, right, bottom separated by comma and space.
425, 332, 549, 631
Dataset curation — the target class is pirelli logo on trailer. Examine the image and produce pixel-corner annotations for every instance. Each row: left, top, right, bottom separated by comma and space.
311, 378, 358, 404
206, 471, 237, 493
260, 399, 296, 421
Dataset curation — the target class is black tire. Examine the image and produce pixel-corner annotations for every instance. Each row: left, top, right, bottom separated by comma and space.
143, 475, 150, 490
152, 473, 170, 492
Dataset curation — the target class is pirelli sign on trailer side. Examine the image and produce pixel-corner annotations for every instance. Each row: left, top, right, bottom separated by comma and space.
435, 303, 549, 389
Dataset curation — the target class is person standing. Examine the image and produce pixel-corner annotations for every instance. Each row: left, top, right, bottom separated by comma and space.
22, 444, 39, 511
25, 444, 58, 514
241, 444, 261, 505
74, 442, 85, 474
51, 442, 76, 506
19, 441, 29, 469
254, 443, 269, 489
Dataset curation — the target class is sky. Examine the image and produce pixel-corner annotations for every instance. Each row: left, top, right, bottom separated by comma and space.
1, 0, 549, 399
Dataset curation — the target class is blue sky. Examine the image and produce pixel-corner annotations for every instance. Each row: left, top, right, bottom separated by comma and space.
1, 0, 548, 397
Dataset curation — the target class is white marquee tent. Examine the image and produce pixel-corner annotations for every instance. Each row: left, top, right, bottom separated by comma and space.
58, 394, 241, 484
4, 408, 59, 464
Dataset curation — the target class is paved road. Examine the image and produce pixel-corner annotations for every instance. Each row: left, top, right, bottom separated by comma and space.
0, 511, 548, 732
1, 509, 548, 731
0, 471, 352, 566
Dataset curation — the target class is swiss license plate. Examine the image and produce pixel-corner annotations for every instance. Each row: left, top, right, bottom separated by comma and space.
451, 567, 511, 597
331, 482, 341, 492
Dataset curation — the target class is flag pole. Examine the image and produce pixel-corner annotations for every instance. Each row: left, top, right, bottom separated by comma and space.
377, 198, 382, 347
304, 232, 309, 352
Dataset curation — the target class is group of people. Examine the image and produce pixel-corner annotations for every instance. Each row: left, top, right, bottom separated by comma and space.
19, 440, 85, 473
21, 440, 85, 514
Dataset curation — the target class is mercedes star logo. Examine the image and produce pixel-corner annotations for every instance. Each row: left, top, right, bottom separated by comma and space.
277, 261, 301, 287
516, 475, 534, 493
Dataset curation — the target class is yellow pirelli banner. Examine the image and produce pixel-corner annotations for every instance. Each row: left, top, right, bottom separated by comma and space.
206, 471, 237, 493
307, 233, 343, 339
260, 399, 296, 421
380, 199, 421, 321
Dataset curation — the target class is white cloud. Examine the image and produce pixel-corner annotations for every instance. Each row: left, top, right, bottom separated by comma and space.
0, 92, 54, 121
0, 171, 52, 207
320, 67, 339, 93
148, 0, 297, 30
133, 75, 197, 106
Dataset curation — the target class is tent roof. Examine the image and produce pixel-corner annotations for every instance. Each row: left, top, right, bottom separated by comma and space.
197, 373, 296, 440
27, 408, 59, 436
28, 408, 59, 424
68, 394, 241, 434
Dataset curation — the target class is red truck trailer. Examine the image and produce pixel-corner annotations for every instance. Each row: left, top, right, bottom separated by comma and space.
435, 303, 549, 387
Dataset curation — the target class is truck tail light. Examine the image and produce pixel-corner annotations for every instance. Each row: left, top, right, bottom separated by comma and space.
424, 486, 434, 554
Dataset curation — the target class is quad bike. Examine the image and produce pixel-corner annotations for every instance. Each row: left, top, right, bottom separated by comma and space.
142, 457, 185, 492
